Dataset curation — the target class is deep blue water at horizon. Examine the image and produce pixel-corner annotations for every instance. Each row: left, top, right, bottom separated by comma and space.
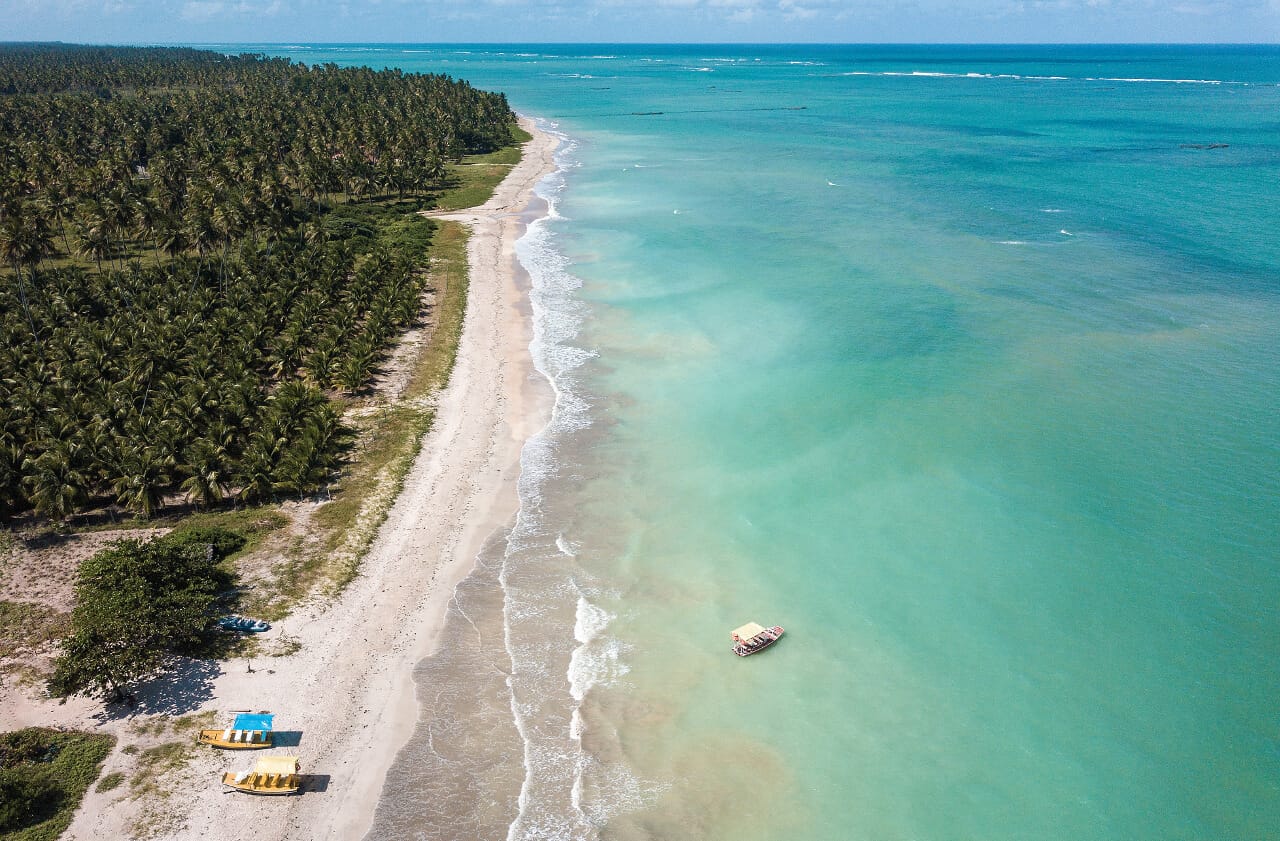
222, 44, 1278, 840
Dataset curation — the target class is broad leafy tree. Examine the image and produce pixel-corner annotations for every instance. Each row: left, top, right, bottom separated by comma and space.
47, 529, 243, 702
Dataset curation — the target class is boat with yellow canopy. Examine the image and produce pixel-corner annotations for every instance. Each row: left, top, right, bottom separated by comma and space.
731, 622, 784, 656
221, 755, 302, 795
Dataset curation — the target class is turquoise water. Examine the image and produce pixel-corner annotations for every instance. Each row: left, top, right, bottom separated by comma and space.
243, 45, 1279, 839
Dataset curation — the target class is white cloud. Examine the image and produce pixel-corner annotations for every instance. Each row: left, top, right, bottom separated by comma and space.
778, 0, 818, 18
179, 0, 284, 19
181, 0, 224, 18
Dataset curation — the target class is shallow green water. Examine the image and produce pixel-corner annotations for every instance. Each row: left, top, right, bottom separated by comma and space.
245, 44, 1280, 840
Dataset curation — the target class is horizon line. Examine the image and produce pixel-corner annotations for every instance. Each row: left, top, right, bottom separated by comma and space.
5, 40, 1279, 48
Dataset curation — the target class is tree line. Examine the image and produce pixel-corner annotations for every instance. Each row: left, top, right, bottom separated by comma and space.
0, 45, 518, 521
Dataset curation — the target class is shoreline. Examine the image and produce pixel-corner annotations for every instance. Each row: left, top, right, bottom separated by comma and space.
52, 116, 560, 841
322, 116, 560, 841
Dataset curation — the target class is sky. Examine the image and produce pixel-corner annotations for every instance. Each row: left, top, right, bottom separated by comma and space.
3, 0, 1278, 44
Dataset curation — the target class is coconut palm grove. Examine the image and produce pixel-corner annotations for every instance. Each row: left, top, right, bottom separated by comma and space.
0, 44, 518, 521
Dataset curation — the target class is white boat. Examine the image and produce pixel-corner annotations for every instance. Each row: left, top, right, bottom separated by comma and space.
731, 622, 784, 656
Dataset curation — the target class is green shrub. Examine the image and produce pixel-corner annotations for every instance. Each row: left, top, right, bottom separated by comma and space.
0, 773, 63, 833
48, 533, 236, 702
0, 728, 113, 840
162, 527, 246, 561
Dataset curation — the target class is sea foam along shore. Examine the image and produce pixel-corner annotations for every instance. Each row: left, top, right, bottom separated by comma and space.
55, 116, 561, 841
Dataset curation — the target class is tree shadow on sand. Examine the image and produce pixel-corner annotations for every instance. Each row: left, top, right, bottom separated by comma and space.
93, 656, 222, 722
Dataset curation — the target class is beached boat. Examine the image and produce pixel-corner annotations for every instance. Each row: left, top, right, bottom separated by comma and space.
221, 755, 301, 795
217, 615, 270, 633
198, 713, 275, 749
731, 622, 784, 656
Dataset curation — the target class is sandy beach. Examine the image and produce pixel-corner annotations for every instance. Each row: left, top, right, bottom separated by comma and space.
7, 117, 558, 841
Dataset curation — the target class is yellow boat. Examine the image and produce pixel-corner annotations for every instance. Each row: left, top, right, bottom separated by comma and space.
197, 713, 274, 749
221, 755, 301, 795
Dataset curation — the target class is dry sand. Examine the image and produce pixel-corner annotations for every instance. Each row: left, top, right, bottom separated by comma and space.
6, 118, 559, 841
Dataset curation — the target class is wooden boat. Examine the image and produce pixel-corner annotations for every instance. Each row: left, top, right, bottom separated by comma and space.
198, 713, 274, 749
221, 755, 301, 795
731, 622, 784, 656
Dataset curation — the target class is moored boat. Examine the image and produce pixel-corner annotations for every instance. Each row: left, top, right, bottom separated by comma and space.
197, 713, 275, 749
217, 615, 271, 633
221, 755, 301, 795
731, 622, 784, 656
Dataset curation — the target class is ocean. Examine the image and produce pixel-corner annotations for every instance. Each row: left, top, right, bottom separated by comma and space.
231, 44, 1279, 840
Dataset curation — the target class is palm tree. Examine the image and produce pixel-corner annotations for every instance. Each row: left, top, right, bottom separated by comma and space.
37, 184, 75, 257
234, 431, 278, 504
0, 44, 521, 523
178, 439, 229, 508
109, 444, 170, 517
153, 213, 190, 260
23, 443, 89, 521
72, 205, 111, 272
0, 207, 54, 335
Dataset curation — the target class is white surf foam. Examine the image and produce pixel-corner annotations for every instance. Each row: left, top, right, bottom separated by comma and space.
501, 120, 595, 841
840, 70, 1243, 85
498, 117, 669, 841
568, 595, 628, 702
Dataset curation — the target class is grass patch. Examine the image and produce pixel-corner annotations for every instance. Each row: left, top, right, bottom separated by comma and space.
119, 712, 215, 839
126, 711, 216, 800
0, 601, 71, 681
0, 727, 114, 841
168, 510, 288, 559
128, 742, 187, 797
432, 129, 531, 211
510, 124, 534, 145
82, 508, 288, 553
265, 633, 301, 657
96, 771, 125, 792
127, 712, 214, 741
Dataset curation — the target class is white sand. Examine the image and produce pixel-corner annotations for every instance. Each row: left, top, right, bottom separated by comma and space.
42, 118, 558, 841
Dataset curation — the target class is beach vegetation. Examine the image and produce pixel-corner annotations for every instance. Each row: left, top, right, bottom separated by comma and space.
433, 140, 530, 211
0, 600, 71, 670
0, 727, 114, 841
0, 44, 518, 525
46, 529, 242, 702
242, 218, 472, 612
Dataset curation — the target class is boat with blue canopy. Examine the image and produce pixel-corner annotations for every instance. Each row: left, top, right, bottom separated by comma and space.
198, 712, 275, 749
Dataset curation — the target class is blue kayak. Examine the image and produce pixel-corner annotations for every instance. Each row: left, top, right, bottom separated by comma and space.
217, 615, 271, 633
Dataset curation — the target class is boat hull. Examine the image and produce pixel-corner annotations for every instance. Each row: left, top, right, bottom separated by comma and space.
220, 773, 300, 795
198, 729, 272, 749
732, 625, 784, 656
